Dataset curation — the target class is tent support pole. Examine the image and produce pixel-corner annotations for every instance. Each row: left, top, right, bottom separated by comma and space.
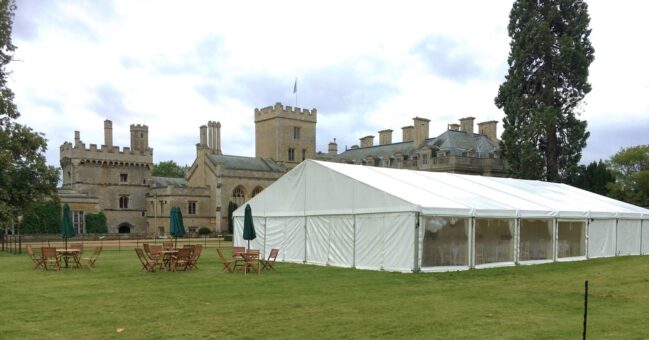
413, 212, 420, 273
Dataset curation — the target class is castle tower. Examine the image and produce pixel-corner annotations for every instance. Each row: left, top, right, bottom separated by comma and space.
130, 124, 149, 152
254, 102, 317, 169
60, 120, 153, 234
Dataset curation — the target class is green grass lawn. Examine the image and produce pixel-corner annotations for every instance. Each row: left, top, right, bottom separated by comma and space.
1, 249, 648, 339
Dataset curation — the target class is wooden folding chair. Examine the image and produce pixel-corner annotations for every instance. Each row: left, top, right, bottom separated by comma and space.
147, 244, 164, 270
27, 244, 44, 270
261, 248, 279, 271
171, 247, 192, 272
163, 240, 174, 250
135, 248, 156, 272
41, 247, 61, 271
232, 246, 245, 258
217, 248, 238, 273
82, 246, 102, 268
242, 249, 260, 274
188, 244, 202, 270
70, 243, 83, 251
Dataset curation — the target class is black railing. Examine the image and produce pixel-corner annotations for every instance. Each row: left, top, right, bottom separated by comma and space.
1, 232, 227, 254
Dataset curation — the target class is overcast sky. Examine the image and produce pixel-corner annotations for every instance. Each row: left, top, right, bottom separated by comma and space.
9, 0, 649, 169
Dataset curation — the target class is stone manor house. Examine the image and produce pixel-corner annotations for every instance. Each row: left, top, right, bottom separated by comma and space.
58, 102, 504, 235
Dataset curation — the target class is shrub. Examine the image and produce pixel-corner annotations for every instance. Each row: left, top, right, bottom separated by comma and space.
198, 227, 211, 235
19, 200, 61, 234
85, 212, 108, 233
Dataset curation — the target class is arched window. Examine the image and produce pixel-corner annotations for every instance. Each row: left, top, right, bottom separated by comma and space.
119, 195, 129, 209
232, 186, 246, 206
118, 223, 131, 233
251, 186, 263, 197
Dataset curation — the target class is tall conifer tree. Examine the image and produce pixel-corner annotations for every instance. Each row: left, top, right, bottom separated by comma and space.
495, 0, 594, 182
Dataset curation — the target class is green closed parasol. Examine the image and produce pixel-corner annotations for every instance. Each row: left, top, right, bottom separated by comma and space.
61, 203, 75, 249
169, 207, 186, 248
243, 204, 256, 250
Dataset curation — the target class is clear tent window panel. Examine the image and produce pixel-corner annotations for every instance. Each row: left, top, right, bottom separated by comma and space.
519, 219, 553, 261
558, 221, 586, 258
475, 218, 515, 265
421, 217, 469, 267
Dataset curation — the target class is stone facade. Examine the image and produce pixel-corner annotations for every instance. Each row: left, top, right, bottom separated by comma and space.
59, 110, 286, 235
58, 102, 502, 235
255, 102, 317, 169
59, 121, 153, 233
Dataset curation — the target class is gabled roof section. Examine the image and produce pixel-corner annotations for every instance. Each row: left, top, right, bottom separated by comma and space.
207, 154, 284, 172
152, 176, 187, 188
430, 130, 498, 156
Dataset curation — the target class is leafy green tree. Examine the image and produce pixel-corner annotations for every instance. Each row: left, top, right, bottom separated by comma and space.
152, 160, 185, 178
607, 145, 649, 206
495, 0, 594, 182
0, 0, 59, 231
18, 200, 61, 234
85, 212, 108, 233
564, 160, 614, 196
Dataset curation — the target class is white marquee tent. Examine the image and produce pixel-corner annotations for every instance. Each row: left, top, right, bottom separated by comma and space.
233, 160, 649, 272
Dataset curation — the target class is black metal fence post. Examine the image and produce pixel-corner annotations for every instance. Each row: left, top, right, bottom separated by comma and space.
583, 280, 588, 340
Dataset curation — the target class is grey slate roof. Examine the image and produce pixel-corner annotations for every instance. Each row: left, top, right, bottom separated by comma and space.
207, 154, 284, 172
430, 130, 499, 156
332, 141, 416, 161
152, 176, 187, 188
333, 130, 499, 161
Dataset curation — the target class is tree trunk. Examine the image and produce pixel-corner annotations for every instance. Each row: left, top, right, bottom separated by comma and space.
546, 123, 559, 182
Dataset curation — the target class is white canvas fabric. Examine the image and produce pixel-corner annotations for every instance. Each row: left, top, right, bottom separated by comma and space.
617, 220, 642, 255
642, 220, 649, 255
306, 216, 329, 265
588, 219, 616, 258
327, 215, 354, 268
233, 217, 244, 247
354, 214, 384, 270
283, 217, 305, 263
264, 217, 286, 260
231, 160, 649, 272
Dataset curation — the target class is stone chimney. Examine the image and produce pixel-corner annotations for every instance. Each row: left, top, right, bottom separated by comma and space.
74, 131, 81, 146
215, 121, 222, 155
402, 126, 414, 142
207, 121, 214, 153
328, 138, 338, 156
360, 135, 374, 148
413, 117, 430, 146
478, 120, 498, 142
448, 123, 460, 131
199, 125, 207, 147
459, 117, 475, 134
104, 120, 113, 147
378, 129, 393, 145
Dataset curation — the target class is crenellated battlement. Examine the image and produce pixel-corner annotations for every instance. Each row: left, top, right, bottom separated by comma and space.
60, 141, 153, 163
129, 124, 148, 131
254, 102, 317, 123
60, 121, 153, 166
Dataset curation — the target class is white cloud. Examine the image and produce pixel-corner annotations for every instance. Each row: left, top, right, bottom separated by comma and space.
8, 0, 649, 170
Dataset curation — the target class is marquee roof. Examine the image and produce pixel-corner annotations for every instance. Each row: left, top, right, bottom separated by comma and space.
235, 160, 649, 219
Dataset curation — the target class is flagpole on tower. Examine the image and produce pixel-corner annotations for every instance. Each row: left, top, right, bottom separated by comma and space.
293, 77, 298, 107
